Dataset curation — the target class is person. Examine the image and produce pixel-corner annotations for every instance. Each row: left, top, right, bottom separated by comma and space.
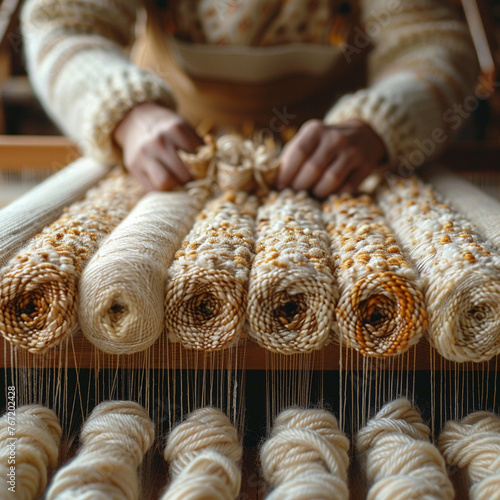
21, 0, 478, 197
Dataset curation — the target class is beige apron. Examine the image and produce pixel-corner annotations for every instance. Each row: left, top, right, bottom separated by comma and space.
133, 2, 367, 130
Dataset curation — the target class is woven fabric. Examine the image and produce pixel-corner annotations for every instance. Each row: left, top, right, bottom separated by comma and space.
323, 193, 426, 357
0, 169, 144, 353
423, 165, 500, 252
0, 157, 110, 269
377, 176, 500, 362
165, 191, 257, 350
247, 189, 338, 354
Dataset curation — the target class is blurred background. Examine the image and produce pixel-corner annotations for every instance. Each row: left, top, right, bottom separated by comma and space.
0, 0, 498, 205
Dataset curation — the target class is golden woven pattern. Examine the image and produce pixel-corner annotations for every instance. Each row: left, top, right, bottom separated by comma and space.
0, 169, 144, 353
165, 191, 257, 350
323, 193, 427, 357
247, 189, 337, 354
180, 134, 280, 194
377, 176, 500, 362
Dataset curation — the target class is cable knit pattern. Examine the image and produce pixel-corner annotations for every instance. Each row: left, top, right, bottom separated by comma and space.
325, 0, 478, 168
22, 0, 176, 164
22, 0, 477, 167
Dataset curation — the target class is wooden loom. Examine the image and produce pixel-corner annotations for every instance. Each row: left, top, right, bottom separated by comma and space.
0, 137, 500, 499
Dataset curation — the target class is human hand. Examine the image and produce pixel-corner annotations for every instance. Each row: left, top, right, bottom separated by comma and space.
113, 102, 203, 191
276, 119, 387, 198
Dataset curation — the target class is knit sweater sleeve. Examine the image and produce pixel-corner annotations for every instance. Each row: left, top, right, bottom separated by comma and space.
325, 0, 479, 170
21, 0, 176, 163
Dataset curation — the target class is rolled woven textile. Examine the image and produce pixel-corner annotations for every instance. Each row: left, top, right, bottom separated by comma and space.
438, 411, 500, 500
0, 157, 110, 268
260, 408, 350, 500
0, 169, 144, 353
79, 190, 203, 354
161, 407, 243, 500
165, 191, 257, 350
422, 165, 500, 251
357, 398, 454, 500
247, 189, 338, 354
377, 176, 500, 362
0, 404, 61, 500
46, 400, 154, 500
323, 194, 426, 357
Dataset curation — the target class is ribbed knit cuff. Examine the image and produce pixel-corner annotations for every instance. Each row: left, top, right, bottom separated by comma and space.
325, 90, 417, 168
81, 66, 177, 164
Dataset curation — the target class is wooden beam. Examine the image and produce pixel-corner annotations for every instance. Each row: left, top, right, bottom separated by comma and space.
0, 135, 81, 169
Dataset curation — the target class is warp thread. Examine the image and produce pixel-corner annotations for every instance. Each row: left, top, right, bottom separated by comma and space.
161, 407, 242, 500
438, 411, 500, 499
260, 408, 350, 500
46, 400, 155, 500
0, 169, 144, 353
377, 176, 500, 362
356, 398, 454, 499
0, 404, 61, 500
165, 191, 257, 350
247, 189, 338, 353
323, 193, 426, 357
79, 190, 203, 354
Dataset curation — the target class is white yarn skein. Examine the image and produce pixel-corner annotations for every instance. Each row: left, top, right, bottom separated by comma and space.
79, 191, 202, 354
46, 400, 154, 500
438, 411, 500, 500
357, 398, 454, 500
161, 407, 243, 500
0, 404, 61, 500
260, 408, 350, 500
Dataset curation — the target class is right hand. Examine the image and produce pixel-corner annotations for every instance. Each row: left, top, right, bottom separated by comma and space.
113, 102, 203, 191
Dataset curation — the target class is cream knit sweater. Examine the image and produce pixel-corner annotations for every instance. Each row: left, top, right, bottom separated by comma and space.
21, 0, 478, 168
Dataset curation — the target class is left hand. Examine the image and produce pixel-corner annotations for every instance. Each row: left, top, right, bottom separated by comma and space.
276, 119, 387, 198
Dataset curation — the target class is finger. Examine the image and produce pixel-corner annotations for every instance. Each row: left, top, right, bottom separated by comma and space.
276, 122, 322, 189
290, 138, 339, 191
163, 126, 204, 154
127, 162, 155, 192
341, 164, 373, 194
142, 155, 179, 191
312, 152, 359, 198
156, 145, 192, 184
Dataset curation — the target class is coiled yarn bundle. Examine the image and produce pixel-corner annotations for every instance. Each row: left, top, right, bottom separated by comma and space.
0, 169, 144, 353
165, 191, 257, 350
247, 189, 338, 353
0, 404, 61, 500
438, 411, 500, 499
161, 407, 243, 500
46, 400, 155, 500
260, 408, 350, 500
377, 176, 500, 362
356, 398, 454, 499
79, 190, 202, 354
324, 194, 426, 357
